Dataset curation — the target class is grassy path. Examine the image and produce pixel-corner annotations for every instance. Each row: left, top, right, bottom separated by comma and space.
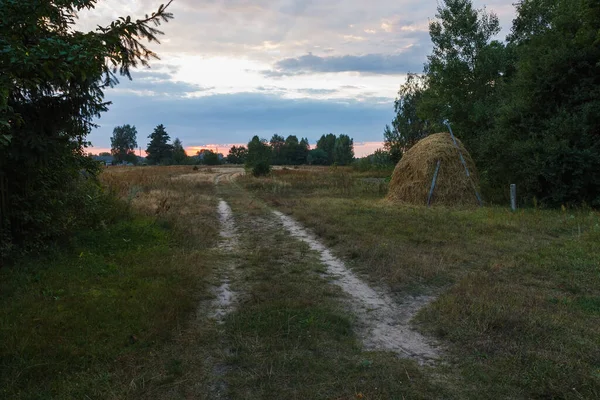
211, 179, 445, 399
238, 167, 600, 399
3, 166, 598, 399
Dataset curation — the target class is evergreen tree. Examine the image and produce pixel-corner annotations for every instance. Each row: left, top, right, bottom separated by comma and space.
146, 124, 173, 165
172, 138, 187, 165
0, 0, 174, 253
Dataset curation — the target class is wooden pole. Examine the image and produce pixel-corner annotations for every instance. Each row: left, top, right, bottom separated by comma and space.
510, 184, 517, 211
427, 160, 442, 207
443, 120, 483, 206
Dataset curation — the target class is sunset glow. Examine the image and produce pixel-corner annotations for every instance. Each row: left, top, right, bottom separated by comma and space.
89, 141, 385, 159
80, 1, 513, 156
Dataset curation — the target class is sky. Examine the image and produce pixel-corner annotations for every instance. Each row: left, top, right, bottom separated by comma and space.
80, 0, 516, 157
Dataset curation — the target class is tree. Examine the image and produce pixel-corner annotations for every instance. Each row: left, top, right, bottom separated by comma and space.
384, 74, 432, 163
0, 0, 174, 254
316, 133, 337, 165
172, 138, 187, 165
299, 138, 310, 164
111, 125, 138, 164
307, 148, 329, 165
146, 124, 173, 165
421, 0, 506, 153
202, 149, 221, 165
333, 134, 354, 166
482, 0, 600, 206
245, 136, 272, 176
353, 149, 393, 171
270, 134, 286, 164
227, 145, 248, 164
281, 135, 309, 165
98, 152, 111, 157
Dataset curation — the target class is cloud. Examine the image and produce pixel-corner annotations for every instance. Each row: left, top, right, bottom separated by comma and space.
111, 70, 213, 97
78, 0, 516, 149
89, 90, 394, 150
295, 88, 339, 95
263, 48, 426, 77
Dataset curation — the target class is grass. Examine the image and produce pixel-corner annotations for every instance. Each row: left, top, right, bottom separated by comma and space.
0, 166, 221, 399
3, 164, 598, 399
217, 188, 444, 399
240, 167, 600, 399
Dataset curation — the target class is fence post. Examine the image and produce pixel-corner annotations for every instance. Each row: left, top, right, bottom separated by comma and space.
0, 172, 5, 232
510, 184, 517, 211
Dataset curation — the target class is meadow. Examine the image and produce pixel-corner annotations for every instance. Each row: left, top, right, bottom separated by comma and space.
1, 165, 598, 399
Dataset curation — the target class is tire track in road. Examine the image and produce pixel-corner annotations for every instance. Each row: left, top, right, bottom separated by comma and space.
273, 210, 439, 364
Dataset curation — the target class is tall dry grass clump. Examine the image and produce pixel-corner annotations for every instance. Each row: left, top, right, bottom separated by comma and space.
387, 132, 480, 206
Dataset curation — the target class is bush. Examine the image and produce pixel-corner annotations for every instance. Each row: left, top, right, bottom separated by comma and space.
245, 136, 272, 177
251, 162, 271, 177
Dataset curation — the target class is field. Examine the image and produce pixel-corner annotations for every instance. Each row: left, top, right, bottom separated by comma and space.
1, 165, 599, 399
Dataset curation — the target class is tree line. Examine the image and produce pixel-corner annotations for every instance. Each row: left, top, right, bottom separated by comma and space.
226, 133, 355, 170
105, 123, 222, 165
383, 0, 600, 207
105, 127, 356, 170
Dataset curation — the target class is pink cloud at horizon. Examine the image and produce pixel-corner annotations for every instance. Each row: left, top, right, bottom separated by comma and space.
88, 141, 385, 159
186, 142, 385, 158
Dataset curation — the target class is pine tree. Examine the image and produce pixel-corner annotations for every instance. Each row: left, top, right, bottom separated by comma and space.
172, 138, 187, 164
146, 124, 173, 165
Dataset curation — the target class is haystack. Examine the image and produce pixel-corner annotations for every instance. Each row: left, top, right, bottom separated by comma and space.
387, 132, 481, 206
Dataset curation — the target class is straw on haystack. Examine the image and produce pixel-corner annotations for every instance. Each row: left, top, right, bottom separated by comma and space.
387, 132, 481, 206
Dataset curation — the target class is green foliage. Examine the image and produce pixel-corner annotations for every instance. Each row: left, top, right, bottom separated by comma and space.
0, 0, 174, 256
333, 134, 354, 166
421, 0, 505, 153
385, 0, 600, 206
385, 74, 432, 163
482, 0, 600, 206
284, 135, 310, 165
171, 137, 188, 165
307, 148, 329, 165
146, 124, 173, 165
110, 124, 138, 164
270, 134, 286, 164
245, 136, 272, 176
227, 145, 248, 164
353, 149, 395, 172
316, 133, 337, 165
202, 149, 221, 165
270, 134, 310, 165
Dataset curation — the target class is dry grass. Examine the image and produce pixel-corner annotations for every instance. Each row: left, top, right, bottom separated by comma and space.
387, 132, 481, 206
1, 166, 223, 399
213, 185, 443, 399
100, 166, 226, 247
241, 167, 600, 399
